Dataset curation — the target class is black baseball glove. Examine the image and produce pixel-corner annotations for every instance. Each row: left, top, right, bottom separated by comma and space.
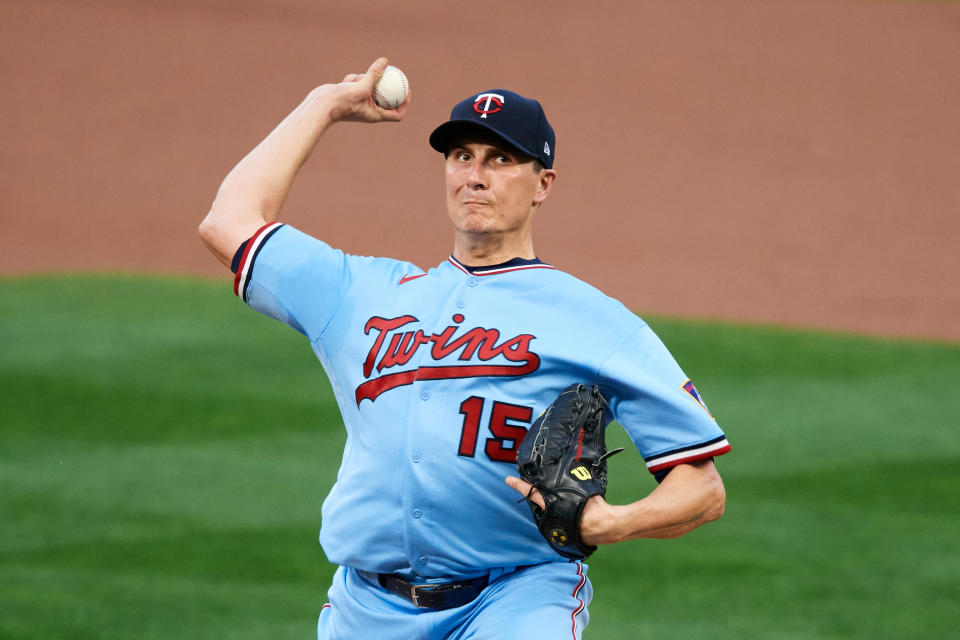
516, 383, 623, 560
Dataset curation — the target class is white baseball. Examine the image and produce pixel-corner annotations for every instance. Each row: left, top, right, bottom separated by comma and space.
373, 65, 409, 110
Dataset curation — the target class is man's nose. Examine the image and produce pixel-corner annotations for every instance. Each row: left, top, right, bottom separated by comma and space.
466, 160, 488, 190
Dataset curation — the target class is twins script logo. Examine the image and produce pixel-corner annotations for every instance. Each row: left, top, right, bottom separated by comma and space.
473, 93, 505, 119
355, 313, 539, 404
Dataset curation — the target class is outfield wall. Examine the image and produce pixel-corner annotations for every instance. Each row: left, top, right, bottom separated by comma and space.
1, 0, 957, 341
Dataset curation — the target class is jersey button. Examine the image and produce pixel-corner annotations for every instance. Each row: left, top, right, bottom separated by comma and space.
412, 509, 422, 518
412, 453, 422, 463
467, 277, 478, 287
419, 390, 430, 401
456, 299, 466, 309
418, 556, 428, 565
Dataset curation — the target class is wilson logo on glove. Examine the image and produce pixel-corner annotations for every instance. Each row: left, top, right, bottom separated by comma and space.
570, 466, 592, 481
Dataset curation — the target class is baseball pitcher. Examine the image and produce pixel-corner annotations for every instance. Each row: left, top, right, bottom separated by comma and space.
199, 58, 730, 639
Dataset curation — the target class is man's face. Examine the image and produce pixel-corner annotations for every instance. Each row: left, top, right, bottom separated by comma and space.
444, 137, 554, 238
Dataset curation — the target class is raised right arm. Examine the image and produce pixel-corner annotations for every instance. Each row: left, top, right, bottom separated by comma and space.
198, 57, 409, 267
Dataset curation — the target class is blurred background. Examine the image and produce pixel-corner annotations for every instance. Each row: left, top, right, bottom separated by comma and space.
1, 1, 958, 638
2, 0, 958, 339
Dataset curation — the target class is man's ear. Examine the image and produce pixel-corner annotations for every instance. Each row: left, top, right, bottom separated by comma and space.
533, 169, 557, 206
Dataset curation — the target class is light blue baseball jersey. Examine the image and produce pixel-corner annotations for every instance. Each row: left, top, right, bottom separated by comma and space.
232, 222, 730, 579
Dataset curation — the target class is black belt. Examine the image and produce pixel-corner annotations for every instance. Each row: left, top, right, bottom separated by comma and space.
358, 570, 490, 610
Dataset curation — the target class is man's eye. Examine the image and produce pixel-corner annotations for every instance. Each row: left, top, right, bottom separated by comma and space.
494, 155, 510, 164
456, 152, 470, 161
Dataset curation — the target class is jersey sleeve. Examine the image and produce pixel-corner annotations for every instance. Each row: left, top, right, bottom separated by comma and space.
231, 222, 356, 338
597, 324, 730, 475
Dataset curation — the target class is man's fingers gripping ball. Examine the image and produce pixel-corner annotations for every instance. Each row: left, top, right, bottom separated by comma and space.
373, 65, 409, 110
333, 58, 408, 123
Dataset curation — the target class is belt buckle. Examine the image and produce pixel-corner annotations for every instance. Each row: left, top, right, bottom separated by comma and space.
409, 582, 461, 607
409, 583, 432, 608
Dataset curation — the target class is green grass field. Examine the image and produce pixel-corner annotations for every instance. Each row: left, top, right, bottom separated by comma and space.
1, 275, 957, 639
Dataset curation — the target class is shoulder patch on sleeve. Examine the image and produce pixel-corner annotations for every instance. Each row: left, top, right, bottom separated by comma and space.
682, 379, 713, 419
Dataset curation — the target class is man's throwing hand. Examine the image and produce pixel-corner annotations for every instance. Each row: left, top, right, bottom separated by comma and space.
315, 57, 410, 124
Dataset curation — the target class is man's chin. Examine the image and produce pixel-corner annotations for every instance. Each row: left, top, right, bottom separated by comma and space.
451, 213, 498, 235
458, 225, 497, 236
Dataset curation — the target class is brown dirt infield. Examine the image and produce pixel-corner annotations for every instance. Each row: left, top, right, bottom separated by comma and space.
2, 0, 958, 341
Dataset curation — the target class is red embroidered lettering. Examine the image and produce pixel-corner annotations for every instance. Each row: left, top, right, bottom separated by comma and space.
355, 314, 541, 404
363, 316, 418, 377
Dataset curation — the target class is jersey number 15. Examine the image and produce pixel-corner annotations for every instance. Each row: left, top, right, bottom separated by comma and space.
457, 396, 532, 463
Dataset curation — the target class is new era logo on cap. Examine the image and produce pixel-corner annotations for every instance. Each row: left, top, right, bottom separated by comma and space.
429, 88, 556, 169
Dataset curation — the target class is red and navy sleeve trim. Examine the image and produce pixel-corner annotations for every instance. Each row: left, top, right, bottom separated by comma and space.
233, 222, 284, 302
644, 435, 731, 474
230, 240, 250, 274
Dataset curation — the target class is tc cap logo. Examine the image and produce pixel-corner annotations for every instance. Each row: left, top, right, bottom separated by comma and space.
473, 93, 505, 119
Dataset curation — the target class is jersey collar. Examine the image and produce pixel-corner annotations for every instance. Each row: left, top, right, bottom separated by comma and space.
447, 255, 555, 276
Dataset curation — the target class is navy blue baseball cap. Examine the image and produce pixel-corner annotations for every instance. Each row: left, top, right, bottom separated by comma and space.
429, 89, 555, 169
